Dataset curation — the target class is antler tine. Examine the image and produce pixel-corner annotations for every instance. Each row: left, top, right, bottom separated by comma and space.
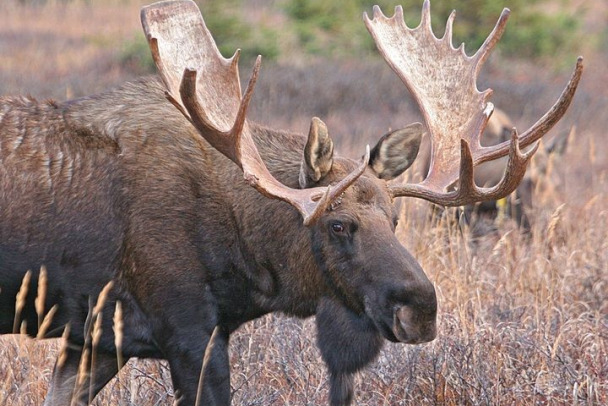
442, 10, 455, 43
475, 57, 584, 163
390, 130, 538, 205
472, 8, 510, 72
141, 0, 368, 225
365, 1, 582, 207
420, 1, 431, 30
178, 55, 262, 166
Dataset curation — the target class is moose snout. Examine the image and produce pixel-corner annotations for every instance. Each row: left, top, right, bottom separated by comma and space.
392, 304, 437, 344
365, 278, 437, 344
361, 234, 438, 344
388, 278, 437, 344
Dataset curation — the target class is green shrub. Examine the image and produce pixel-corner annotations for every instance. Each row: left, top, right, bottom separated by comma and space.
199, 1, 279, 63
120, 35, 156, 74
120, 0, 582, 72
283, 0, 582, 62
120, 0, 279, 73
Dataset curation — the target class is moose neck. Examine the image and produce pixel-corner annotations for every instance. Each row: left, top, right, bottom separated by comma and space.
227, 124, 330, 319
61, 77, 332, 323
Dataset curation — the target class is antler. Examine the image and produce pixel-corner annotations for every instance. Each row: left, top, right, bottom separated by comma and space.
141, 0, 369, 225
364, 0, 583, 206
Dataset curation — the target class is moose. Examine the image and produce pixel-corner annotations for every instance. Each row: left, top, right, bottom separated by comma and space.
418, 108, 573, 234
0, 1, 582, 405
469, 111, 573, 233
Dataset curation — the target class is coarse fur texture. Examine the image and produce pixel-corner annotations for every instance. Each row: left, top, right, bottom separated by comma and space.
0, 77, 435, 406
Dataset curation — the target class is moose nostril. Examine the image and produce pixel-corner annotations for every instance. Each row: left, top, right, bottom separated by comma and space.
392, 305, 437, 344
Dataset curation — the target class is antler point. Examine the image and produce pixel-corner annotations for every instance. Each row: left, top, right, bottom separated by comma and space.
244, 172, 260, 187
484, 102, 494, 117
524, 140, 540, 160
372, 5, 383, 20
509, 127, 523, 156
394, 5, 404, 19
229, 49, 241, 68
421, 0, 432, 28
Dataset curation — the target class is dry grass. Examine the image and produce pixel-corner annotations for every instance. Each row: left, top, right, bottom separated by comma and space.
1, 1, 606, 405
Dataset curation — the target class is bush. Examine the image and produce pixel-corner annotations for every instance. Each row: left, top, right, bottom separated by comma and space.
120, 0, 582, 72
199, 1, 279, 63
120, 35, 156, 74
283, 0, 582, 61
120, 0, 279, 73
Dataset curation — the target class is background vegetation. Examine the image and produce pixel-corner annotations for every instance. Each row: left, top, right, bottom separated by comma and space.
116, 0, 588, 70
1, 0, 606, 405
283, 0, 582, 60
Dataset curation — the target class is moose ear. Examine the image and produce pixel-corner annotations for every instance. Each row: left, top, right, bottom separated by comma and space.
299, 117, 335, 188
370, 122, 424, 180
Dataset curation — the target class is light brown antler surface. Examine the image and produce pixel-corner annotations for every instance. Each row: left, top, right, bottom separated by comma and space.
365, 0, 583, 206
141, 0, 369, 225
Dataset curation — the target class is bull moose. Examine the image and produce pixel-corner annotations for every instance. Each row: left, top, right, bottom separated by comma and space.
467, 112, 573, 234
0, 1, 582, 405
418, 108, 573, 234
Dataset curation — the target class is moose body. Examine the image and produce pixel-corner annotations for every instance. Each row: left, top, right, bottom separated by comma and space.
437, 108, 569, 233
0, 1, 582, 405
0, 78, 436, 405
416, 109, 528, 230
473, 109, 571, 232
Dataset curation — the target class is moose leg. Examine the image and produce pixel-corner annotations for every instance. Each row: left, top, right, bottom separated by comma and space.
316, 297, 384, 406
327, 372, 355, 406
44, 344, 126, 406
198, 326, 231, 405
511, 178, 533, 233
164, 326, 230, 406
149, 284, 230, 406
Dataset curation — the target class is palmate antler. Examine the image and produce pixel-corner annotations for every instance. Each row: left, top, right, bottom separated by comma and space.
141, 0, 369, 225
365, 1, 583, 206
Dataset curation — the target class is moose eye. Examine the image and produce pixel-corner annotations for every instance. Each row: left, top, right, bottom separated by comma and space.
331, 221, 345, 234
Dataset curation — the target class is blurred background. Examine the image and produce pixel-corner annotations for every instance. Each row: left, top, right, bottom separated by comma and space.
1, 0, 606, 405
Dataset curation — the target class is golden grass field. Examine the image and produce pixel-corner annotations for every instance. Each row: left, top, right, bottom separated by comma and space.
1, 0, 606, 405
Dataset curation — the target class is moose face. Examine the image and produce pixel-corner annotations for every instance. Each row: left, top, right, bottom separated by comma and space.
301, 120, 437, 345
313, 169, 437, 345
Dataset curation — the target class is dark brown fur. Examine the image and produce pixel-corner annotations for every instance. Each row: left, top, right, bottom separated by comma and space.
0, 77, 436, 406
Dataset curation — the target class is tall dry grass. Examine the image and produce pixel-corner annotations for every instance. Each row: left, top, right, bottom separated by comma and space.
1, 1, 606, 405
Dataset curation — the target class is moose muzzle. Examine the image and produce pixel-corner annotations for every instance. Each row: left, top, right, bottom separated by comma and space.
363, 274, 437, 345
392, 304, 437, 344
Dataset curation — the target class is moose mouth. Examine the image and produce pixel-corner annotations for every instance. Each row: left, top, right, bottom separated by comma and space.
391, 305, 436, 344
365, 299, 437, 344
